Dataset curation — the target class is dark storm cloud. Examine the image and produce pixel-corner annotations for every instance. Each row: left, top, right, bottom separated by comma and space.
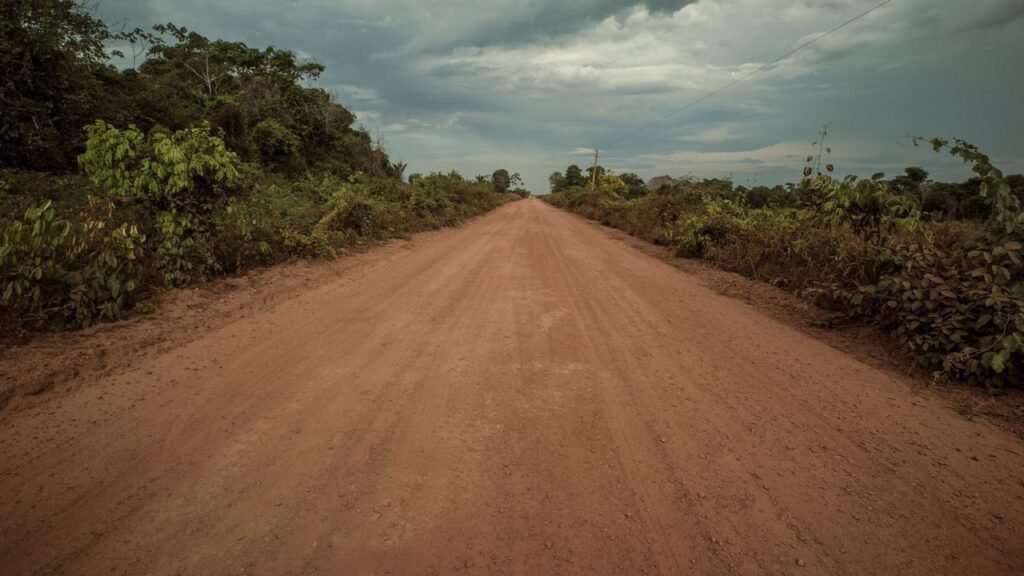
950, 2, 1024, 33
447, 1, 698, 48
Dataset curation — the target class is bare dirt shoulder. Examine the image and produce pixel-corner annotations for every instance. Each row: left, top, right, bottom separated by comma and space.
563, 209, 1024, 439
0, 226, 462, 415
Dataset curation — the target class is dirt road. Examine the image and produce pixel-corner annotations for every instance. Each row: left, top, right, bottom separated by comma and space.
2, 198, 1023, 575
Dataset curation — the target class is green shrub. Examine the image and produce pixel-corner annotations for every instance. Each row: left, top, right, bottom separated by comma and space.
78, 121, 241, 286
78, 120, 239, 211
212, 176, 320, 271
0, 123, 517, 336
1, 200, 145, 331
252, 118, 303, 173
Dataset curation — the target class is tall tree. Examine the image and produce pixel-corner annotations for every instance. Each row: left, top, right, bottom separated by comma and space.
0, 0, 116, 169
892, 166, 930, 211
585, 165, 606, 186
549, 171, 566, 193
565, 165, 585, 188
619, 172, 648, 199
492, 169, 511, 193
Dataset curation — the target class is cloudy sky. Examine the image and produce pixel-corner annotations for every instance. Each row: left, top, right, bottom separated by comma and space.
98, 0, 1024, 192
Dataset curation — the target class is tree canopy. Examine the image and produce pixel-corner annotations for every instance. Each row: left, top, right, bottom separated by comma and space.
0, 2, 399, 179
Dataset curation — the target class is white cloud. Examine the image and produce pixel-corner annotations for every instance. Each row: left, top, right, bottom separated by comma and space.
637, 141, 812, 173
673, 123, 747, 145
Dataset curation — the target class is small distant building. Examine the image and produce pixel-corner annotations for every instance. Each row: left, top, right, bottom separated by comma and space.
646, 175, 676, 192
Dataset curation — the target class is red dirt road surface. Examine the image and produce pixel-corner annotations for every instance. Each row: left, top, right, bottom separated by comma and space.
2, 199, 1023, 575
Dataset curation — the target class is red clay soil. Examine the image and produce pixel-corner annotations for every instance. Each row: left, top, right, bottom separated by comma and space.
1, 198, 1023, 575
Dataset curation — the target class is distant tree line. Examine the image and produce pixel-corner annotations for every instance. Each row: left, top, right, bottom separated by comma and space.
549, 159, 1022, 222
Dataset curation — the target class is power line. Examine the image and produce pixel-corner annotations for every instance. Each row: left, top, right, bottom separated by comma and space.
594, 0, 895, 150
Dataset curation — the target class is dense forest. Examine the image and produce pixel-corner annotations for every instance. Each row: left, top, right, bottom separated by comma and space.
0, 1, 525, 337
545, 144, 1024, 387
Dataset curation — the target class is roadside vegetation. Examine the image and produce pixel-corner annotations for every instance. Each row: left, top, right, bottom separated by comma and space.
0, 1, 524, 338
545, 142, 1023, 388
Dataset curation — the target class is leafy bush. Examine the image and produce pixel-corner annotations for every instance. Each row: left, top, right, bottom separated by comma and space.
252, 118, 302, 173
1, 200, 144, 331
1, 168, 516, 336
212, 175, 319, 270
78, 120, 240, 211
78, 121, 239, 286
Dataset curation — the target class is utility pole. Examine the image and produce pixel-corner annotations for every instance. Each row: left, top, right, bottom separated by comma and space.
591, 148, 600, 190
